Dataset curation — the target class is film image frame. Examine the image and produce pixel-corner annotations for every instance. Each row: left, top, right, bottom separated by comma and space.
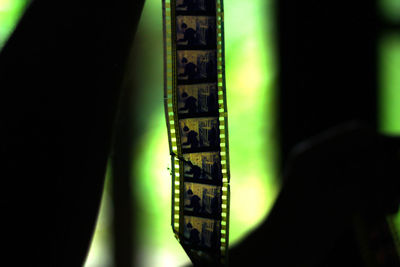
179, 117, 220, 153
183, 151, 222, 185
184, 182, 222, 218
183, 215, 221, 251
177, 16, 216, 49
177, 50, 217, 84
178, 83, 218, 117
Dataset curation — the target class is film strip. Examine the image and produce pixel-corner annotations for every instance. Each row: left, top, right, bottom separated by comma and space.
163, 0, 230, 265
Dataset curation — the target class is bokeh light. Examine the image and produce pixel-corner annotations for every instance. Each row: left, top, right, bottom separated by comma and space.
379, 33, 400, 136
224, 0, 278, 243
0, 0, 30, 50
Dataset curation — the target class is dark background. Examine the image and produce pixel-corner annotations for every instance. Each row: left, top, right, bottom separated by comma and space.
278, 0, 378, 169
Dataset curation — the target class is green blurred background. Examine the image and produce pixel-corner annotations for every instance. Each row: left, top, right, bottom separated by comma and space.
0, 0, 399, 266
83, 0, 279, 266
85, 0, 279, 266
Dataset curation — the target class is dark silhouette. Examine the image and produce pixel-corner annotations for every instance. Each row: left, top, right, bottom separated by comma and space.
210, 190, 220, 216
0, 0, 147, 266
210, 222, 219, 250
205, 25, 216, 45
185, 189, 201, 214
187, 223, 200, 246
182, 126, 199, 148
207, 92, 217, 113
179, 57, 198, 80
201, 188, 209, 214
178, 23, 196, 46
179, 92, 197, 114
211, 162, 221, 182
185, 161, 202, 179
206, 58, 215, 78
208, 126, 218, 147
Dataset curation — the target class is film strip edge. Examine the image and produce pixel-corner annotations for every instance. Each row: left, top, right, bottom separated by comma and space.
216, 0, 230, 262
163, 0, 181, 239
163, 0, 230, 264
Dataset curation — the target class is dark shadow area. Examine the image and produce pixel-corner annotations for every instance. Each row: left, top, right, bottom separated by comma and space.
229, 123, 400, 266
228, 0, 400, 266
277, 0, 378, 169
0, 1, 144, 266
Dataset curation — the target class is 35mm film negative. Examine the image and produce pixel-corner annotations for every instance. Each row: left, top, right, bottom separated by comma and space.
163, 0, 230, 265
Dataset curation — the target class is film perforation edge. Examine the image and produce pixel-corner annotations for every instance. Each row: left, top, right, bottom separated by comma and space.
164, 0, 230, 265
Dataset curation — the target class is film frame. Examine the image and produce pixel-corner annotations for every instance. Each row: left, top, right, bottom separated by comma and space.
163, 0, 230, 264
184, 182, 222, 219
183, 152, 222, 185
176, 15, 217, 50
177, 83, 219, 118
183, 215, 222, 253
179, 117, 220, 153
177, 49, 217, 85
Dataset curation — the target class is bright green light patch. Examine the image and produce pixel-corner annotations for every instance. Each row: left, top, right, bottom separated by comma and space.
224, 0, 278, 243
380, 0, 400, 23
130, 0, 191, 265
0, 0, 30, 50
135, 114, 189, 267
379, 33, 400, 136
134, 0, 280, 260
85, 164, 113, 267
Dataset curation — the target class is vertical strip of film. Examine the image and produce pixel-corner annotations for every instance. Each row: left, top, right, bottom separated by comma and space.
216, 0, 230, 261
163, 0, 181, 239
164, 0, 230, 265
